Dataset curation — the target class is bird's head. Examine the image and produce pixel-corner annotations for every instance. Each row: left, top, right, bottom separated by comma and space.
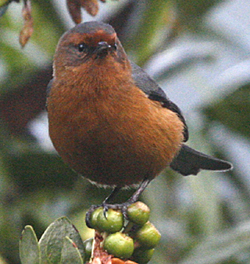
53, 21, 131, 79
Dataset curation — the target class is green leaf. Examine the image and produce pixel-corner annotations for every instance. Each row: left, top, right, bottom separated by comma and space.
0, 4, 8, 17
175, 0, 222, 28
180, 220, 250, 264
19, 225, 40, 264
6, 153, 77, 192
0, 0, 9, 7
0, 0, 64, 94
204, 84, 250, 139
127, 0, 173, 65
39, 217, 85, 264
61, 237, 83, 264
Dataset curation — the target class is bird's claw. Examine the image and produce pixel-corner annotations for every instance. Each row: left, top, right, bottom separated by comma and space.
85, 201, 135, 228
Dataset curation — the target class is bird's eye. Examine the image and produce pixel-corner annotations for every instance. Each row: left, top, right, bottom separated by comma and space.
78, 43, 88, 52
112, 44, 117, 51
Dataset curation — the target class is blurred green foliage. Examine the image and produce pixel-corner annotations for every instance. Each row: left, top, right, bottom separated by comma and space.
0, 0, 250, 263
204, 84, 250, 139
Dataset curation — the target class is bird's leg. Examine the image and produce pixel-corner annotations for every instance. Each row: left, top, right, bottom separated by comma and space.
102, 186, 122, 205
124, 178, 151, 205
85, 179, 151, 228
115, 178, 152, 218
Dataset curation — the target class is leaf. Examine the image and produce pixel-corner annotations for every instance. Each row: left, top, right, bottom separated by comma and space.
80, 0, 98, 16
39, 217, 85, 264
19, 225, 40, 264
61, 237, 83, 264
66, 0, 99, 24
0, 4, 8, 17
180, 220, 250, 264
7, 153, 77, 192
129, 0, 172, 65
66, 0, 82, 24
19, 0, 33, 47
175, 0, 222, 28
0, 0, 9, 7
203, 84, 250, 139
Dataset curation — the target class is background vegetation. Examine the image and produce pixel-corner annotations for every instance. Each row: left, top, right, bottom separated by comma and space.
1, 0, 250, 263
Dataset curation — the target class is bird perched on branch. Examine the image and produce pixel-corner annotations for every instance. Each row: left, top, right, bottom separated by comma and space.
46, 21, 232, 221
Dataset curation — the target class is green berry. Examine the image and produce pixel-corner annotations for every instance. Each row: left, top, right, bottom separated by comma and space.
83, 238, 93, 262
104, 232, 134, 259
127, 202, 150, 226
97, 209, 124, 233
132, 248, 155, 264
135, 222, 161, 249
88, 207, 103, 229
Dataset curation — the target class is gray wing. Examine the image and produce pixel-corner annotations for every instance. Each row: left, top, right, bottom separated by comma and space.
131, 61, 233, 175
131, 61, 189, 142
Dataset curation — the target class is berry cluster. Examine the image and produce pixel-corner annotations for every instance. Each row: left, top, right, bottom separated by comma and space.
85, 201, 161, 264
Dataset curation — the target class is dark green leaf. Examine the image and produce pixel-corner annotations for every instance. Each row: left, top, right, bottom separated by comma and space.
175, 0, 223, 28
6, 153, 77, 192
204, 84, 250, 139
0, 4, 8, 16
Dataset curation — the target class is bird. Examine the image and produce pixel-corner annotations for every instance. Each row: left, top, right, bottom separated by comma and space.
46, 21, 232, 222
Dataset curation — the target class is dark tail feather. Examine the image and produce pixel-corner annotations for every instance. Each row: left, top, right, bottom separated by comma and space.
170, 144, 233, 176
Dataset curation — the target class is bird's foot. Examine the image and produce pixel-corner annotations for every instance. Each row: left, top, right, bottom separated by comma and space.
85, 200, 135, 228
86, 179, 152, 228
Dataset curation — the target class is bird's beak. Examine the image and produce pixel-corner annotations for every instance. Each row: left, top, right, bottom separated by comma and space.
96, 41, 112, 55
